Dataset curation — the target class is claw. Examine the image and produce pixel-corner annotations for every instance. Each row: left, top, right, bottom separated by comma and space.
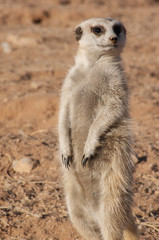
62, 155, 72, 169
81, 154, 94, 168
66, 156, 70, 169
82, 157, 88, 167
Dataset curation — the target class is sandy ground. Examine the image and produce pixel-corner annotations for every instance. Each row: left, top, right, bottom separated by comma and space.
0, 0, 159, 239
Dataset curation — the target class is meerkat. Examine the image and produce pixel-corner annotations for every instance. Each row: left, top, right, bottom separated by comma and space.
58, 17, 138, 240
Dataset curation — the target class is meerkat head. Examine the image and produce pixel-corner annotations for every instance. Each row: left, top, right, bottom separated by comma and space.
75, 18, 126, 56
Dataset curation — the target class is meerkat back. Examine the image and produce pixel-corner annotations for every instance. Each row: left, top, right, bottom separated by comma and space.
58, 18, 138, 240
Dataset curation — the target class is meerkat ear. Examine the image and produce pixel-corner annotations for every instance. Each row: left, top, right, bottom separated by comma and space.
122, 25, 126, 36
75, 26, 83, 41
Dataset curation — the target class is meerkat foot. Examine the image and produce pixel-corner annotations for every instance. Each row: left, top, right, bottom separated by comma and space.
62, 155, 73, 169
81, 154, 94, 167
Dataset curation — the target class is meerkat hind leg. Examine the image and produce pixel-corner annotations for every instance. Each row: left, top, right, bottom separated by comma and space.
123, 215, 138, 240
100, 223, 123, 240
70, 210, 102, 240
99, 204, 138, 240
67, 199, 102, 240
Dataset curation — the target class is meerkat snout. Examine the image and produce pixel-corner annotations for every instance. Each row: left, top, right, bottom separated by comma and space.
109, 35, 118, 44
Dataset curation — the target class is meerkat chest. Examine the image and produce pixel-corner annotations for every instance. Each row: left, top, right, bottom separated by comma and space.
69, 65, 103, 100
70, 71, 99, 105
68, 80, 103, 133
70, 83, 98, 119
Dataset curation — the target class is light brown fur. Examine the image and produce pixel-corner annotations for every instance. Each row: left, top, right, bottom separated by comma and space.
58, 18, 138, 240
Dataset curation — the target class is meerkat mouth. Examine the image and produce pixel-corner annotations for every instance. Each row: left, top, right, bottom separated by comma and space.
97, 44, 118, 48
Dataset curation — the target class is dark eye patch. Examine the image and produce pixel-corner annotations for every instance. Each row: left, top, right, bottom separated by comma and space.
113, 24, 122, 36
91, 26, 105, 36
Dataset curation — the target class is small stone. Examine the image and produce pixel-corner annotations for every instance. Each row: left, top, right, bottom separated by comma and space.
1, 42, 11, 54
30, 81, 39, 89
12, 157, 33, 173
7, 34, 37, 47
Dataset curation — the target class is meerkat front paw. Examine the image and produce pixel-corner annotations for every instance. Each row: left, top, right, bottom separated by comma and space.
62, 154, 73, 169
60, 140, 73, 169
81, 145, 96, 167
81, 137, 100, 167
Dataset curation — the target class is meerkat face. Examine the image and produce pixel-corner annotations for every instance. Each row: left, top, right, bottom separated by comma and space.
75, 18, 126, 55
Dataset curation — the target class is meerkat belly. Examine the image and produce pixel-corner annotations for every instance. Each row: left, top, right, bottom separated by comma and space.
69, 88, 98, 161
65, 168, 102, 211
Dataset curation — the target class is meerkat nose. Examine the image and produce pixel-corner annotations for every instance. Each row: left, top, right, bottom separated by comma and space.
110, 35, 118, 44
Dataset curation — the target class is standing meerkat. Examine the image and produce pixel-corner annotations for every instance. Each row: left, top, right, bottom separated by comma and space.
58, 17, 138, 240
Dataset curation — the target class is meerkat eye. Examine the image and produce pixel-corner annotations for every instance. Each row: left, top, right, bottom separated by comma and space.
92, 26, 104, 35
93, 27, 102, 34
113, 24, 122, 36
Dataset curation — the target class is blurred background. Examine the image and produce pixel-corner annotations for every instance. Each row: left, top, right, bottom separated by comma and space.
0, 0, 159, 239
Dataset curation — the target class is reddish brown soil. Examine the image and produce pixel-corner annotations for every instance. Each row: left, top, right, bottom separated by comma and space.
0, 0, 159, 239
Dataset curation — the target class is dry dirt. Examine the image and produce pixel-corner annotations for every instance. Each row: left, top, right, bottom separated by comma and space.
0, 0, 159, 239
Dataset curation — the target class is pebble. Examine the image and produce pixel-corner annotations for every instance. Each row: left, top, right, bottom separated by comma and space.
1, 42, 11, 54
30, 81, 39, 90
7, 34, 37, 47
12, 157, 33, 173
